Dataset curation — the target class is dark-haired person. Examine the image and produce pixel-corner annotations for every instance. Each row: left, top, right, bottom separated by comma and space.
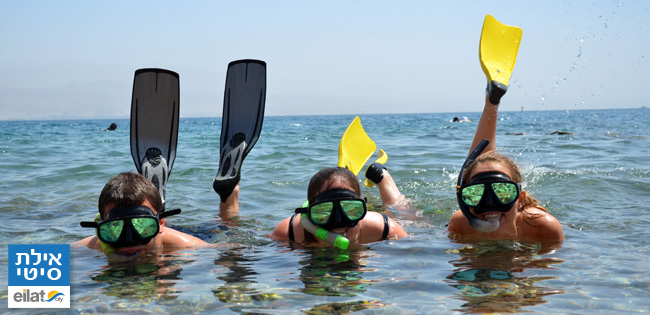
270, 166, 408, 248
75, 172, 209, 260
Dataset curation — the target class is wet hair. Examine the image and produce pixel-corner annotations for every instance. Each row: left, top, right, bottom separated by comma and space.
98, 172, 163, 218
307, 167, 361, 204
301, 167, 361, 243
464, 150, 548, 213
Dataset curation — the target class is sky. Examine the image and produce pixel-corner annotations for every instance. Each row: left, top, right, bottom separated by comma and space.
1, 0, 649, 120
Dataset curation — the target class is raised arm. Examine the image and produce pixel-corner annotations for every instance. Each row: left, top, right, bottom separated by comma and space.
365, 163, 406, 207
472, 14, 522, 155
470, 94, 499, 155
375, 168, 405, 206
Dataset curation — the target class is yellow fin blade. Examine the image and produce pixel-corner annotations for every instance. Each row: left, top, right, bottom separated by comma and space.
479, 14, 522, 87
338, 116, 376, 176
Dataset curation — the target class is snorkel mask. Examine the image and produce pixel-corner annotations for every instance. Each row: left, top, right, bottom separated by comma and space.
459, 171, 521, 214
80, 205, 180, 248
295, 188, 367, 230
456, 139, 519, 233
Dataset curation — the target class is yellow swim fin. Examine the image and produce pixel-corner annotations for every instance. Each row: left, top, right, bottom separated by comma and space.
364, 149, 388, 187
338, 116, 376, 176
479, 14, 522, 105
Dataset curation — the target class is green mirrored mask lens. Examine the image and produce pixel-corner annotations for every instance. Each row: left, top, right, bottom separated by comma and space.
310, 202, 334, 224
462, 184, 485, 206
340, 200, 366, 220
131, 217, 158, 238
99, 220, 124, 242
491, 182, 518, 204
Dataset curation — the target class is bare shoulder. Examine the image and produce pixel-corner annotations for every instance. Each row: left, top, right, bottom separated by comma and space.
73, 236, 102, 250
271, 215, 304, 242
161, 227, 209, 247
517, 208, 564, 241
448, 210, 475, 235
271, 216, 291, 241
360, 212, 407, 241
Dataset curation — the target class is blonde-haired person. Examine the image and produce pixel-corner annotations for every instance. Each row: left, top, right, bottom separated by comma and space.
448, 95, 564, 241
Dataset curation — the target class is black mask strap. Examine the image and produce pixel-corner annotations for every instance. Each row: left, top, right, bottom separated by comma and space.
456, 139, 492, 231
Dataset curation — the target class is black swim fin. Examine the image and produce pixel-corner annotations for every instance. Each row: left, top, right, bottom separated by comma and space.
130, 68, 180, 205
213, 60, 266, 202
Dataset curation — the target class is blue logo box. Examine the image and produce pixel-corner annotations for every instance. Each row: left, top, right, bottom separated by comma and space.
8, 244, 70, 287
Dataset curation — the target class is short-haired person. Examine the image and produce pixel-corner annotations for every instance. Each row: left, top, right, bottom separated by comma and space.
76, 172, 208, 260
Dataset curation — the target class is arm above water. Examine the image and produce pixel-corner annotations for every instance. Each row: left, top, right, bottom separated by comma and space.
365, 163, 407, 208
470, 94, 499, 155
376, 168, 406, 206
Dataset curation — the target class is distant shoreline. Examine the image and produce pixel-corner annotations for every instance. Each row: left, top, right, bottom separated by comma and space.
0, 107, 644, 123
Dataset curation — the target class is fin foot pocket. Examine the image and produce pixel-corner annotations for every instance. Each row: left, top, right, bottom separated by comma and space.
214, 139, 246, 202
142, 147, 168, 204
365, 163, 386, 184
487, 81, 507, 105
213, 174, 240, 203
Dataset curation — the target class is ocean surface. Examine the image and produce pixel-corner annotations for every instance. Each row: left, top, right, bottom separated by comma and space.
1, 109, 649, 314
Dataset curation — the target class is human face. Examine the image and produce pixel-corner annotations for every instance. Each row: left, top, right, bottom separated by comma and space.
467, 162, 521, 227
100, 199, 164, 260
305, 188, 367, 229
314, 179, 362, 238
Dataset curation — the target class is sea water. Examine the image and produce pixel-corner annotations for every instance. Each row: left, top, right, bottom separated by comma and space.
1, 109, 649, 313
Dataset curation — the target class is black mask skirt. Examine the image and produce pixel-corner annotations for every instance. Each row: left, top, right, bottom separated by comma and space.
80, 205, 180, 248
296, 188, 367, 230
462, 171, 520, 215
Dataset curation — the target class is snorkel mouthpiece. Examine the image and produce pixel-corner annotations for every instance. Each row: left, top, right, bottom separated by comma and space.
456, 139, 501, 233
300, 215, 349, 250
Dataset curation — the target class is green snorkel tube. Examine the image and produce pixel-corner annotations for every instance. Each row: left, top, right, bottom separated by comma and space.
456, 139, 500, 233
299, 201, 350, 250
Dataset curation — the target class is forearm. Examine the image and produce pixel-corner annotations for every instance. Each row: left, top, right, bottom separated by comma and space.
376, 170, 405, 206
470, 94, 498, 154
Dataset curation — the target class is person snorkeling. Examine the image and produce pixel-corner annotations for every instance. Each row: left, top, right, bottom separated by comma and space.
448, 14, 563, 241
447, 94, 564, 241
75, 172, 209, 260
270, 166, 408, 248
